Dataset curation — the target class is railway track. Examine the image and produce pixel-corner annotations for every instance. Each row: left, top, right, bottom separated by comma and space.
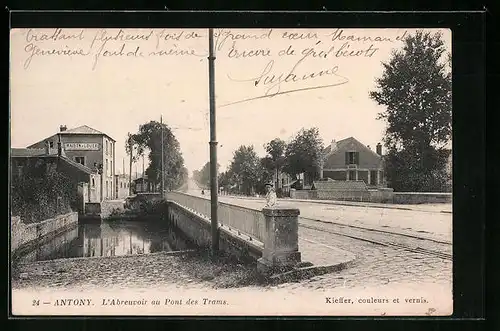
299, 218, 453, 261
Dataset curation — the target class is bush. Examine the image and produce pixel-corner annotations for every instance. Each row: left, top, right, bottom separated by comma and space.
11, 161, 75, 223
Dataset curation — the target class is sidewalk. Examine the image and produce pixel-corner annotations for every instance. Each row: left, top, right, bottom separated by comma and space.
220, 223, 356, 274
217, 194, 452, 214
298, 237, 356, 269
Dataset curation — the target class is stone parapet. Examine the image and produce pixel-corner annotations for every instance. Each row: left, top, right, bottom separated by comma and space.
257, 207, 301, 274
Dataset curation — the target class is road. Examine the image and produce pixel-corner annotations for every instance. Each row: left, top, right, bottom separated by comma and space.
186, 178, 452, 243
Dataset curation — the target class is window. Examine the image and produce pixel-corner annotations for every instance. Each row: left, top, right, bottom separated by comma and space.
92, 178, 95, 187
49, 141, 54, 148
105, 140, 108, 155
75, 156, 85, 165
345, 151, 359, 165
110, 161, 113, 175
106, 159, 109, 176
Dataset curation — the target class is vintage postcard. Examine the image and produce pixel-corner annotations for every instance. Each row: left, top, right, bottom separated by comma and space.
9, 27, 453, 316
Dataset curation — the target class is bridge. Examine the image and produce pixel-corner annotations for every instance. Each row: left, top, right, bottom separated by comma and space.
164, 178, 356, 276
162, 178, 451, 277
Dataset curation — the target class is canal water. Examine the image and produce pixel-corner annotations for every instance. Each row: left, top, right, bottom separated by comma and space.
17, 219, 194, 263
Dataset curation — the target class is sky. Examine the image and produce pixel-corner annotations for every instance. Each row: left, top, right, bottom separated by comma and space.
10, 28, 451, 174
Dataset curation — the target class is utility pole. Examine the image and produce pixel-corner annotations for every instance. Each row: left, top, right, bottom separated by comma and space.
128, 134, 133, 196
208, 28, 219, 256
142, 154, 145, 181
161, 115, 165, 197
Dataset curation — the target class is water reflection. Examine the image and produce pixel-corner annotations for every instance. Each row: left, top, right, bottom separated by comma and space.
18, 220, 193, 263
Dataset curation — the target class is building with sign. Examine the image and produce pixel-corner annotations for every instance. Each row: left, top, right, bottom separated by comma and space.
27, 125, 116, 200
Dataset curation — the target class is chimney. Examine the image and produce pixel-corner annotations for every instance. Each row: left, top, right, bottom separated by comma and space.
376, 143, 382, 156
367, 145, 370, 150
331, 139, 337, 151
60, 125, 67, 132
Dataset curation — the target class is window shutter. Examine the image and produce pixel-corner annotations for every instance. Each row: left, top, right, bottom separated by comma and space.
345, 152, 348, 165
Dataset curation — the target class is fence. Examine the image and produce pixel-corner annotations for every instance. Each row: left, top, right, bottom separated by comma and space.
166, 191, 266, 243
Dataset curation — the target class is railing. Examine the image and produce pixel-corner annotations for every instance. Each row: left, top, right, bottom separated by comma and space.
166, 191, 266, 243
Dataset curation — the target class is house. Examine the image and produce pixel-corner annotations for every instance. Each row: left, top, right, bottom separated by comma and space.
270, 171, 295, 196
115, 174, 130, 199
27, 125, 116, 200
11, 146, 102, 213
133, 175, 153, 193
320, 137, 387, 188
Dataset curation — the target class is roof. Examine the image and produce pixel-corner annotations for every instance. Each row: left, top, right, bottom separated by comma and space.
323, 137, 382, 160
133, 175, 149, 182
60, 125, 116, 141
11, 148, 48, 157
312, 179, 368, 192
27, 125, 116, 148
59, 156, 94, 175
11, 149, 94, 178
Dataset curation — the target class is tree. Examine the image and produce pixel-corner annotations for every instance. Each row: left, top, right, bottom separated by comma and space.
192, 170, 201, 183
127, 121, 187, 191
194, 162, 220, 188
228, 145, 262, 195
284, 128, 325, 185
218, 170, 232, 194
369, 30, 452, 192
262, 138, 287, 190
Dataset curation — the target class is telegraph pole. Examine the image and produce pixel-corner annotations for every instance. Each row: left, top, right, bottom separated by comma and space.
161, 115, 165, 197
208, 28, 219, 256
128, 134, 133, 196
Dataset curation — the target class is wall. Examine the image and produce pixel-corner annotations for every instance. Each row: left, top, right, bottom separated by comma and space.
85, 202, 101, 215
290, 188, 451, 205
100, 200, 126, 219
77, 183, 88, 212
393, 192, 452, 204
369, 188, 394, 203
166, 201, 262, 262
290, 189, 317, 200
115, 175, 130, 199
291, 189, 371, 201
316, 190, 371, 202
89, 173, 101, 202
11, 212, 78, 257
19, 226, 79, 263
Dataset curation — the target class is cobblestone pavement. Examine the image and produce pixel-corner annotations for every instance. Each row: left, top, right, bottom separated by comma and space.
297, 226, 452, 290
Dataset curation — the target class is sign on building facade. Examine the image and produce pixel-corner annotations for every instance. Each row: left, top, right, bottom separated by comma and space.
64, 143, 100, 151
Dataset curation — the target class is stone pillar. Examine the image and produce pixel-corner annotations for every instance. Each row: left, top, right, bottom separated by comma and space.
257, 207, 301, 274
